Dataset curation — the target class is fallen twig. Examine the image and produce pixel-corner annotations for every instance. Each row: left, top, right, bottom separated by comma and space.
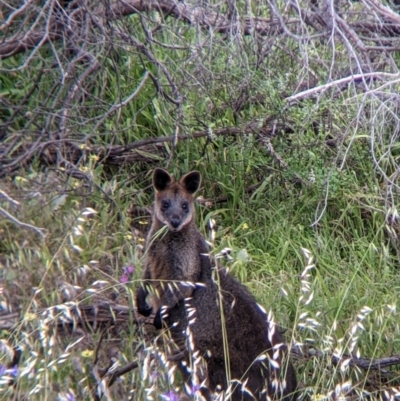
0, 207, 46, 238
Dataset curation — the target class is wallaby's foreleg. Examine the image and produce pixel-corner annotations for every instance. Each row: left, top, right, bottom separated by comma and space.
137, 280, 196, 329
154, 283, 196, 328
136, 286, 153, 317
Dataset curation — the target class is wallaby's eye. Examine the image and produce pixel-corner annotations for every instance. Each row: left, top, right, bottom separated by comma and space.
182, 202, 189, 211
162, 201, 170, 209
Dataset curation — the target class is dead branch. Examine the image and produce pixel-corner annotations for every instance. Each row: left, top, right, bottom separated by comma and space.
0, 0, 285, 60
4, 0, 400, 62
292, 345, 400, 372
0, 207, 47, 238
363, 0, 400, 25
0, 120, 294, 178
106, 361, 139, 387
285, 72, 400, 105
0, 28, 62, 60
0, 190, 20, 206
5, 302, 400, 374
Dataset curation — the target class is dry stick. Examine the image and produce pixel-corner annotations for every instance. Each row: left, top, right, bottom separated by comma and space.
0, 207, 46, 238
107, 361, 139, 387
258, 135, 288, 168
111, 127, 243, 153
285, 72, 400, 105
3, 129, 47, 169
0, 0, 35, 31
292, 346, 400, 371
335, 13, 368, 56
92, 365, 113, 401
0, 0, 283, 60
363, 0, 400, 24
0, 190, 20, 206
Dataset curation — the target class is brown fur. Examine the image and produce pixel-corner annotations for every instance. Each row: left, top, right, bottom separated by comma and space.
136, 169, 298, 401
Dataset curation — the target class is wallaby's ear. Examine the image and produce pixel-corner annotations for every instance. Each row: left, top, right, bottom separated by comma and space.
153, 168, 172, 191
180, 171, 201, 194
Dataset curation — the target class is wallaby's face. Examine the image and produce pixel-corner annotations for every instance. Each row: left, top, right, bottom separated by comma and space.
153, 168, 201, 232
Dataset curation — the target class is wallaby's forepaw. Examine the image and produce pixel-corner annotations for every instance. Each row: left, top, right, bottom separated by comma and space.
153, 308, 163, 329
136, 286, 153, 317
153, 305, 169, 329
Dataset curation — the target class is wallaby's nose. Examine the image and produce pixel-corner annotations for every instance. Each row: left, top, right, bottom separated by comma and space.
170, 217, 181, 228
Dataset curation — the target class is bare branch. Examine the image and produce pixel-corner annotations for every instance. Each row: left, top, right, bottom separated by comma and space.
0, 207, 47, 238
0, 190, 20, 206
285, 72, 400, 105
0, 0, 285, 60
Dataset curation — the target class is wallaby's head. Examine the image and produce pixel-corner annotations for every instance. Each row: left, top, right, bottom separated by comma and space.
153, 168, 201, 232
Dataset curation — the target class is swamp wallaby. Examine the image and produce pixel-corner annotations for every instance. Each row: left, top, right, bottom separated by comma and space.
136, 168, 297, 401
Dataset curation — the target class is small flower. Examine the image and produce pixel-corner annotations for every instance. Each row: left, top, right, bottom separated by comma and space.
24, 312, 37, 322
124, 266, 135, 274
120, 265, 135, 284
81, 350, 94, 358
242, 223, 249, 230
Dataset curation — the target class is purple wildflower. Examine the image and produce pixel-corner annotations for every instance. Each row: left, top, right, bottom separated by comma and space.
124, 265, 135, 274
120, 265, 135, 284
184, 383, 200, 396
189, 384, 200, 395
0, 364, 18, 378
162, 391, 179, 401
65, 391, 76, 401
9, 365, 18, 377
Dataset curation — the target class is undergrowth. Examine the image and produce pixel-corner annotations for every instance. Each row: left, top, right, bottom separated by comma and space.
1, 132, 400, 400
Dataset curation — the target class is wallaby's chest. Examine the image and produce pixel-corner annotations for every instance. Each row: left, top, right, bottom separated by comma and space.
146, 232, 200, 281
